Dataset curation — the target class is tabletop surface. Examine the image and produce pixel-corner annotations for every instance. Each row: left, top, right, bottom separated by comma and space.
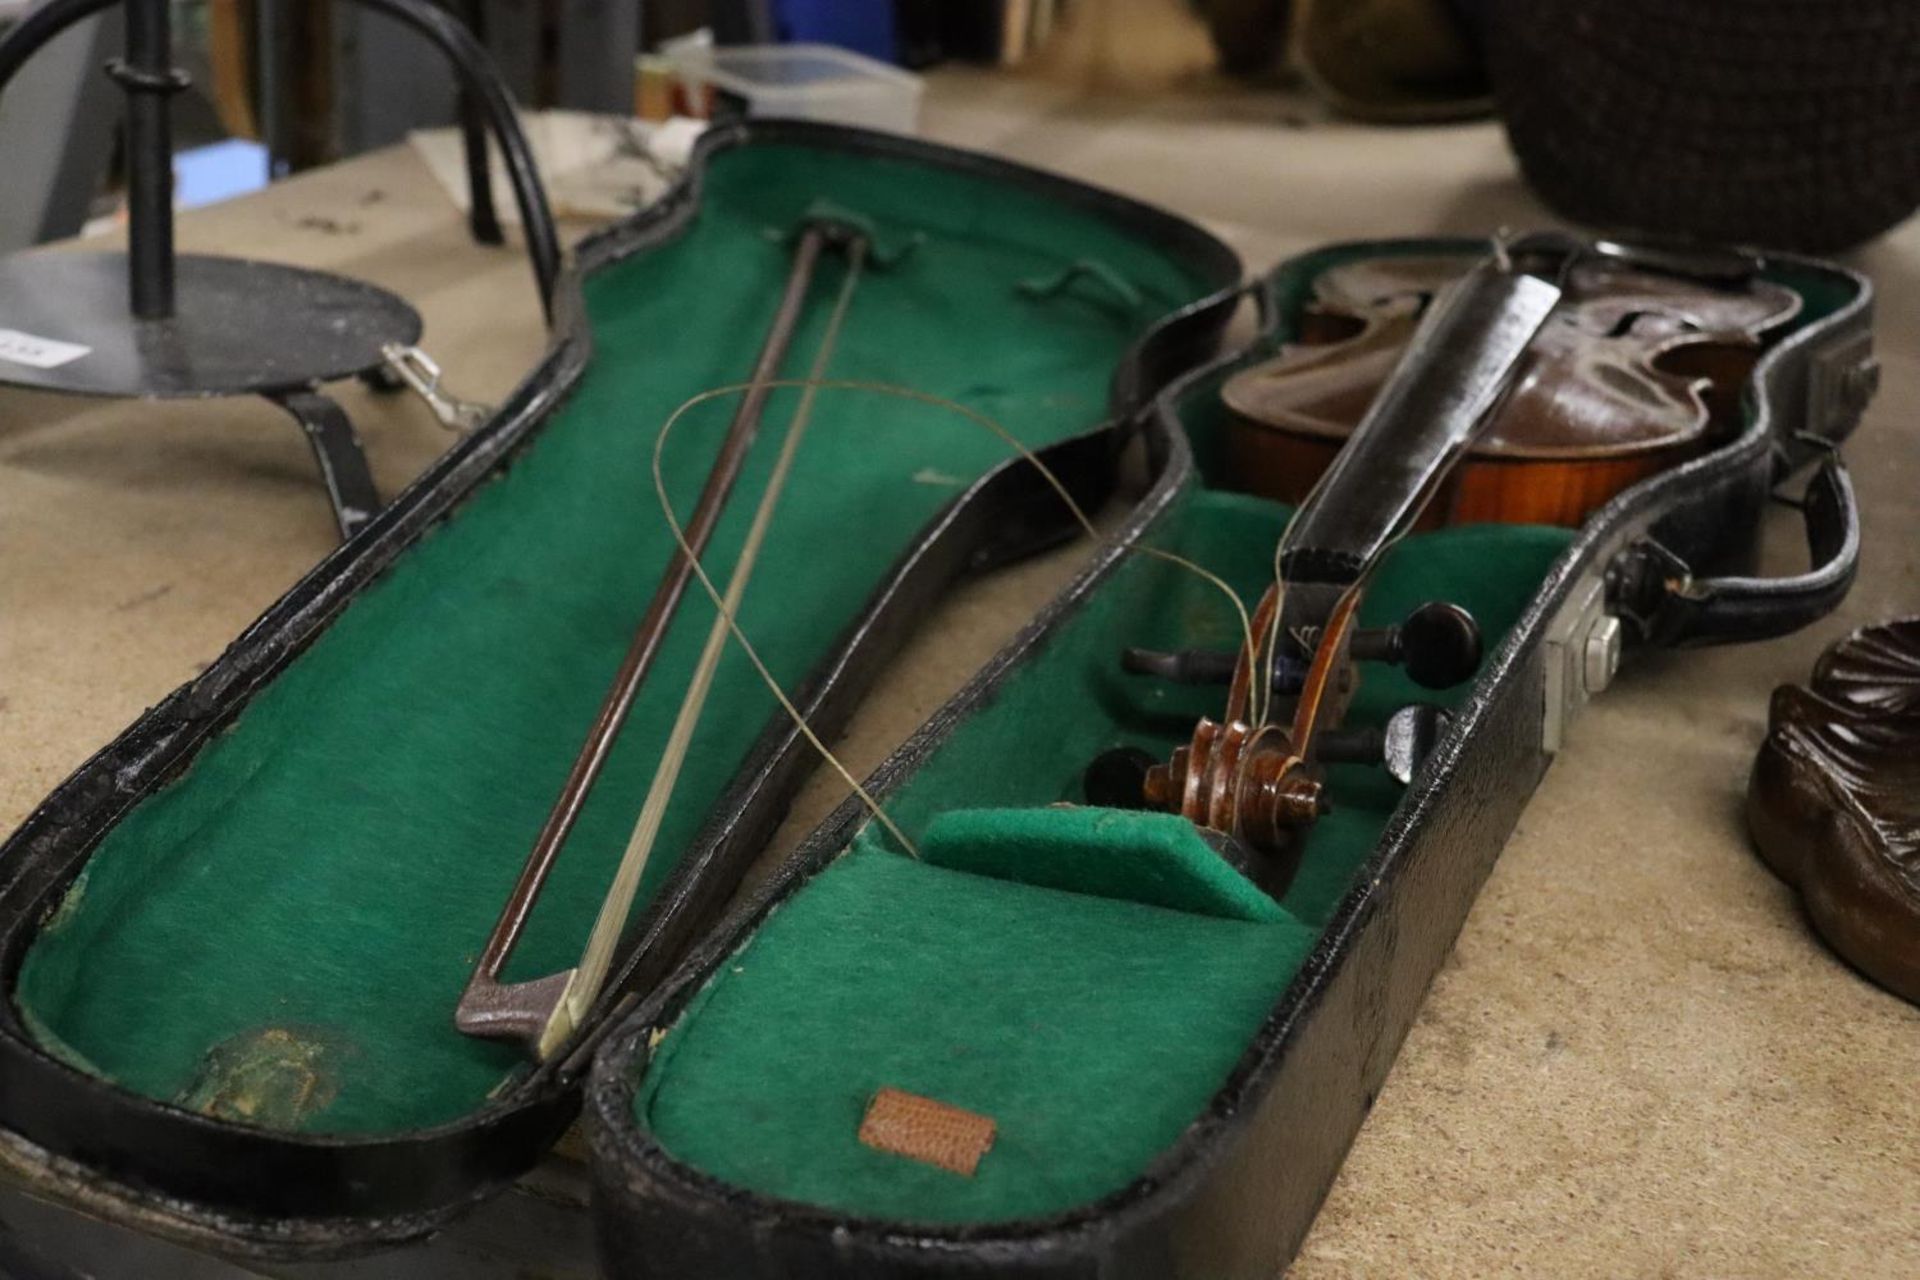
1, 2, 1916, 1276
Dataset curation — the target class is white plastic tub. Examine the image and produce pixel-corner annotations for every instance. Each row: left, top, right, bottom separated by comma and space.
678, 43, 924, 136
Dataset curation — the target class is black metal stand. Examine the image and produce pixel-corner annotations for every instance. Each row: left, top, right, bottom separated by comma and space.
270, 389, 386, 538
0, 0, 559, 541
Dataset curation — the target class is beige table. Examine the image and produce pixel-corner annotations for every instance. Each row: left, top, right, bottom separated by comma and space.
3, 6, 1918, 1276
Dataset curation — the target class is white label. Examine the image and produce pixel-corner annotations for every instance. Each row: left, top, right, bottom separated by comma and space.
0, 328, 90, 369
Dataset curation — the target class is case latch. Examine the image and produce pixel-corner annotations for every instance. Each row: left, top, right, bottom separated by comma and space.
1542, 573, 1620, 755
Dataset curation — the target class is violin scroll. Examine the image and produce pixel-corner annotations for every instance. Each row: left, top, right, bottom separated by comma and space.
1091, 593, 1486, 890
1144, 720, 1326, 845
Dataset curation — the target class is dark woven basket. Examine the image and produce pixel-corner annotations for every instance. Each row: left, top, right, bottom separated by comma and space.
1477, 0, 1920, 252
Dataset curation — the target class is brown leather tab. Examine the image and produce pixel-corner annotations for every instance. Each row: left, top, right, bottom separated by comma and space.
858, 1087, 996, 1177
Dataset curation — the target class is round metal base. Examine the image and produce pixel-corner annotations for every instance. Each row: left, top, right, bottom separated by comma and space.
0, 252, 422, 398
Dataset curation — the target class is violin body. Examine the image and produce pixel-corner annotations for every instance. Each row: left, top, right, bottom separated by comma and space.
1229, 419, 1678, 528
1221, 254, 1804, 527
585, 237, 1874, 1279
0, 123, 1240, 1255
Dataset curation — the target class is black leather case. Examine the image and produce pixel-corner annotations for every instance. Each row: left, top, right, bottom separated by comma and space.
0, 123, 1242, 1260
583, 239, 1875, 1278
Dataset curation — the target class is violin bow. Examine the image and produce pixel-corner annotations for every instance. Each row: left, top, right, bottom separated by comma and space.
456, 214, 873, 1058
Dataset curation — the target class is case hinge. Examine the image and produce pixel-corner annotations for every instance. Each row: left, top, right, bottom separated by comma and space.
1804, 327, 1877, 451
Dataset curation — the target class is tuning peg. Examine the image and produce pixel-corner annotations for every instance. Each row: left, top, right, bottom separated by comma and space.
1373, 601, 1482, 689
1082, 745, 1159, 809
1300, 601, 1482, 691
1119, 601, 1479, 695
1120, 646, 1312, 691
1086, 704, 1449, 811
1315, 703, 1452, 785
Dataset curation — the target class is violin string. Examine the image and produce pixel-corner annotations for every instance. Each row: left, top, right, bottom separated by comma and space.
1255, 477, 1320, 727
649, 376, 1259, 859
556, 243, 872, 1044
1256, 547, 1288, 728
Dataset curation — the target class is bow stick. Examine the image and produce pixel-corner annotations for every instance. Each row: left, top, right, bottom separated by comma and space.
457, 214, 873, 1056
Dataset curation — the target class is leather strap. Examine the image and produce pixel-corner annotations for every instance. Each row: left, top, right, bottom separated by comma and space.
1616, 455, 1859, 649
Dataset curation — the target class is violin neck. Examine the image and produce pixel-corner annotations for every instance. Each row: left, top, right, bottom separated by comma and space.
1277, 255, 1564, 590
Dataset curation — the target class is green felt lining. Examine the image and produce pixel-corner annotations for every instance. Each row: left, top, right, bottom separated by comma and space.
920, 807, 1289, 923
11, 141, 1220, 1136
636, 493, 1575, 1223
637, 846, 1317, 1223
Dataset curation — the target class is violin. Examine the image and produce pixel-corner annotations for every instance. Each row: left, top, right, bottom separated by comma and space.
1108, 235, 1803, 892
1219, 246, 1801, 527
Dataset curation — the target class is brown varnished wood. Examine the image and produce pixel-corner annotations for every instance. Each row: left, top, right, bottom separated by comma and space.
1150, 246, 1807, 878
1223, 253, 1803, 526
1748, 620, 1920, 1006
1229, 429, 1676, 527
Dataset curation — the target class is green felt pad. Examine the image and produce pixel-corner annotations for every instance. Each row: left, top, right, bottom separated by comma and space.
848, 492, 1575, 934
920, 807, 1289, 923
636, 846, 1315, 1224
12, 140, 1220, 1136
637, 495, 1576, 1223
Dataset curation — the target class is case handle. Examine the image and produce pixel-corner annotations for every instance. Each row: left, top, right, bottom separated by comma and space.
1612, 452, 1859, 650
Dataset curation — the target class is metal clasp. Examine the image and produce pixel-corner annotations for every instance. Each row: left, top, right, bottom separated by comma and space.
1542, 572, 1622, 755
380, 343, 491, 433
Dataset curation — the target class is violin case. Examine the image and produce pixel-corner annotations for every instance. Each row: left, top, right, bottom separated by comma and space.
583, 241, 1877, 1273
0, 122, 1243, 1257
